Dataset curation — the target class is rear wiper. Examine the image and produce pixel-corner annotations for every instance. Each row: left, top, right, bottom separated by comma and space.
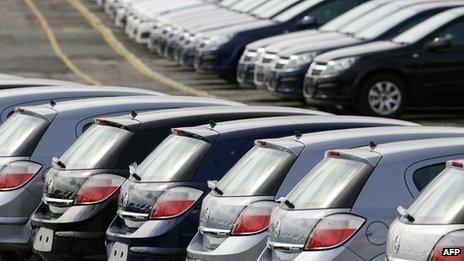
277, 197, 295, 209
129, 162, 142, 181
397, 206, 415, 223
207, 180, 224, 196
52, 157, 66, 169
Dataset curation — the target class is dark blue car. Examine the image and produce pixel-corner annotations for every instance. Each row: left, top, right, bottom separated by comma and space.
105, 115, 416, 261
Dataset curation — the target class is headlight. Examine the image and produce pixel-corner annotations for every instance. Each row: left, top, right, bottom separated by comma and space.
200, 35, 232, 50
285, 52, 317, 69
320, 57, 358, 77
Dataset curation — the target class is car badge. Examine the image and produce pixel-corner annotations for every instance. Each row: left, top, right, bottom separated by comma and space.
122, 193, 129, 208
393, 235, 401, 253
47, 179, 54, 194
202, 207, 210, 223
274, 221, 281, 238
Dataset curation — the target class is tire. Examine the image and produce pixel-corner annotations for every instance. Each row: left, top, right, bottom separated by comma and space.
359, 74, 408, 118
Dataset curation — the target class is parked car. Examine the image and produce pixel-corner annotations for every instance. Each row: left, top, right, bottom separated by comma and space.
259, 137, 464, 261
0, 77, 83, 89
304, 6, 464, 117
264, 0, 463, 96
0, 95, 245, 254
0, 74, 24, 80
193, 0, 368, 77
187, 125, 464, 261
106, 115, 416, 261
0, 85, 165, 123
387, 159, 464, 260
30, 106, 330, 260
236, 0, 395, 88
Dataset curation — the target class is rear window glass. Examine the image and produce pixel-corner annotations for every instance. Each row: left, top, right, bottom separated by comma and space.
406, 167, 464, 224
136, 134, 211, 182
215, 146, 296, 197
286, 156, 373, 209
413, 163, 446, 191
0, 113, 49, 157
59, 124, 132, 170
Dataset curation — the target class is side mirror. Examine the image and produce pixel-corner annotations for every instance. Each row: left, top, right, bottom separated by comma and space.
296, 15, 317, 29
425, 37, 452, 51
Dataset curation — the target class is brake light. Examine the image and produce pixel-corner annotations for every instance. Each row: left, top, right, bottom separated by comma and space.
0, 161, 42, 190
452, 161, 464, 169
328, 150, 341, 157
305, 214, 365, 250
75, 174, 126, 205
232, 201, 276, 236
151, 187, 203, 219
256, 140, 267, 146
429, 230, 464, 261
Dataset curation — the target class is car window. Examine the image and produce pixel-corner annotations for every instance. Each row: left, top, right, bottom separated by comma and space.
339, 4, 398, 35
320, 1, 376, 32
436, 19, 464, 46
136, 134, 211, 182
412, 163, 446, 191
215, 146, 296, 197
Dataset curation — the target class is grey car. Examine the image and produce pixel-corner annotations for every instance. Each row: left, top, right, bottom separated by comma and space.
259, 138, 464, 261
0, 85, 166, 123
0, 78, 83, 88
0, 95, 248, 253
187, 126, 464, 261
387, 159, 464, 261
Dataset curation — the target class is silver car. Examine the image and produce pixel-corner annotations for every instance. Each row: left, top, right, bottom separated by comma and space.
0, 95, 242, 253
187, 126, 464, 261
387, 160, 464, 260
0, 78, 83, 88
259, 138, 464, 261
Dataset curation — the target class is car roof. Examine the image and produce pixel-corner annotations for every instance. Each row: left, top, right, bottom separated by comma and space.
446, 6, 464, 16
0, 78, 83, 87
405, 1, 464, 12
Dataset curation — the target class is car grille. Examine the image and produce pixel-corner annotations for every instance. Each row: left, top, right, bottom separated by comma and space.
309, 62, 327, 77
275, 59, 289, 69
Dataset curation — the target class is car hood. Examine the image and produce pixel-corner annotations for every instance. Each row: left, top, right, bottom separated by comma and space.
387, 219, 464, 260
315, 40, 403, 63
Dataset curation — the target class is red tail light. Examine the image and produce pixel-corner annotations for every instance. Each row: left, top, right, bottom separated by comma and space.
0, 161, 41, 190
429, 230, 464, 261
305, 214, 365, 250
151, 187, 203, 219
75, 174, 126, 205
328, 150, 341, 157
452, 161, 464, 169
232, 201, 276, 236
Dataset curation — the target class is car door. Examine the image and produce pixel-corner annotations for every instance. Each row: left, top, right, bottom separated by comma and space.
415, 18, 464, 103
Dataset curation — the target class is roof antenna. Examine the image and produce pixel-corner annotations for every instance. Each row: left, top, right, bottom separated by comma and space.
209, 120, 217, 129
50, 100, 56, 107
369, 141, 377, 151
131, 110, 138, 119
295, 131, 302, 140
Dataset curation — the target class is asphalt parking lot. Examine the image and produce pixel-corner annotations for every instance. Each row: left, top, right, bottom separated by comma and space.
0, 0, 463, 126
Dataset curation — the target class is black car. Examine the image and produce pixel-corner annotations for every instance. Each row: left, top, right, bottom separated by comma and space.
304, 7, 464, 117
29, 106, 327, 260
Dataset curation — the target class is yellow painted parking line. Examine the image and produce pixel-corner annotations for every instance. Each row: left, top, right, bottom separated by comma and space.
67, 0, 215, 98
24, 0, 102, 85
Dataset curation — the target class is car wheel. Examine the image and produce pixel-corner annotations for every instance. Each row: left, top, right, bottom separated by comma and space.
360, 74, 408, 118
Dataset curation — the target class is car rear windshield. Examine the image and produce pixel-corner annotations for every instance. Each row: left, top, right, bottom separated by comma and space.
136, 134, 211, 182
0, 113, 49, 157
273, 0, 320, 23
215, 146, 296, 197
339, 4, 398, 35
406, 167, 464, 224
286, 156, 373, 209
320, 2, 376, 32
59, 124, 132, 170
251, 0, 300, 19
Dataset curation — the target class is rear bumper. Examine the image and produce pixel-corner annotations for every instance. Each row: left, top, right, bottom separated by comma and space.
187, 231, 267, 261
258, 245, 363, 261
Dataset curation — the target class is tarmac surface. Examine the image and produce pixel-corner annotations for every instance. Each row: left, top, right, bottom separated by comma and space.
0, 0, 463, 126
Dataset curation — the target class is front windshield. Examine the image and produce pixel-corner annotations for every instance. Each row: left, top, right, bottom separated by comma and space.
251, 0, 300, 19
273, 0, 320, 23
216, 146, 296, 197
231, 0, 267, 12
339, 4, 398, 35
59, 124, 132, 170
406, 167, 464, 224
0, 113, 49, 157
393, 12, 458, 44
136, 134, 211, 182
286, 157, 373, 209
320, 2, 376, 32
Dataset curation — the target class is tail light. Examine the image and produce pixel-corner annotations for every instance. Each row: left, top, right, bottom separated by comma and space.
429, 230, 464, 261
0, 161, 42, 191
151, 187, 203, 219
232, 201, 276, 236
75, 174, 126, 205
305, 214, 365, 250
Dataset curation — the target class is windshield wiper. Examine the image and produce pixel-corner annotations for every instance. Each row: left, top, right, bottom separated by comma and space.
52, 157, 66, 169
277, 197, 295, 209
397, 206, 415, 223
131, 173, 142, 181
207, 180, 223, 196
129, 162, 142, 181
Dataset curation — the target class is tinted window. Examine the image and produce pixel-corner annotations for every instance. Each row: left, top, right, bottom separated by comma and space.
0, 113, 49, 157
286, 157, 373, 209
320, 2, 377, 32
437, 19, 464, 46
251, 0, 300, 19
406, 167, 464, 224
59, 124, 132, 170
136, 135, 211, 182
412, 163, 446, 191
216, 146, 296, 197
